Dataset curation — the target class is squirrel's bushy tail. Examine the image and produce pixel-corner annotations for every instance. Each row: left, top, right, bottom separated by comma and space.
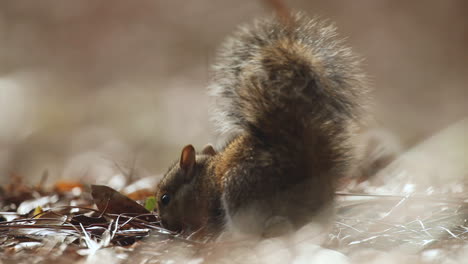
209, 13, 367, 145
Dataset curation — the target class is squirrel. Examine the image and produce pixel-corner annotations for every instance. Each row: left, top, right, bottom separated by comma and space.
155, 13, 368, 237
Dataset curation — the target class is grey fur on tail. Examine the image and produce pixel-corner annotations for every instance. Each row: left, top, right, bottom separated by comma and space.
209, 13, 368, 140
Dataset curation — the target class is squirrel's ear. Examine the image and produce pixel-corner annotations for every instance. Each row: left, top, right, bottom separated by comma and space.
201, 144, 216, 156
180, 145, 196, 173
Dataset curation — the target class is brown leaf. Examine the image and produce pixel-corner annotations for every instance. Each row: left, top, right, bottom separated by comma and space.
54, 181, 84, 193
90, 185, 156, 222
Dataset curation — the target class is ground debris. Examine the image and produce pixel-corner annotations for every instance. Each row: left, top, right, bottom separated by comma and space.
1, 174, 467, 263
0, 175, 176, 263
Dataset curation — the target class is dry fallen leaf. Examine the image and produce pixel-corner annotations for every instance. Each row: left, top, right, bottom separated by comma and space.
54, 181, 84, 193
90, 185, 157, 222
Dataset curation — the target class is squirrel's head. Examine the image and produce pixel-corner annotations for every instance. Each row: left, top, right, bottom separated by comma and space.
155, 144, 217, 233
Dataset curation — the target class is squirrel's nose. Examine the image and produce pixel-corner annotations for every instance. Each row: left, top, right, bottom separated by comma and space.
160, 218, 183, 233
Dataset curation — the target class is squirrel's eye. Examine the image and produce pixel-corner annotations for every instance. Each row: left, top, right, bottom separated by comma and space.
161, 194, 171, 206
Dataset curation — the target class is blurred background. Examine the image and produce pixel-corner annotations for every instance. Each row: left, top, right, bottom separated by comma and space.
0, 0, 467, 184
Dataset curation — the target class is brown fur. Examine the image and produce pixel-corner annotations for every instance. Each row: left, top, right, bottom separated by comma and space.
155, 13, 368, 237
